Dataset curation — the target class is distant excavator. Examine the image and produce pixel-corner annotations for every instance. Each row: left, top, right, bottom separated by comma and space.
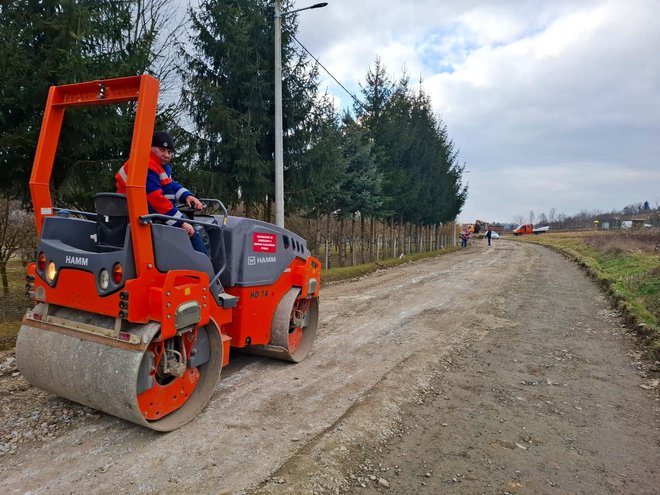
467, 220, 485, 234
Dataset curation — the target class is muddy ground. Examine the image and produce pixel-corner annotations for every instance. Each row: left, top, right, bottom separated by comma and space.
0, 240, 658, 494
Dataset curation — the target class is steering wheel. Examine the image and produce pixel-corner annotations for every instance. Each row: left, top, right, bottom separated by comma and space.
177, 203, 206, 220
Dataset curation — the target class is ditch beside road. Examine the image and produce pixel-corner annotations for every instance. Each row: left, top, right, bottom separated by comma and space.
1, 240, 658, 494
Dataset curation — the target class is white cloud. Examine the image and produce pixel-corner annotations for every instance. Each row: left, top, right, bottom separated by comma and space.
211, 0, 660, 222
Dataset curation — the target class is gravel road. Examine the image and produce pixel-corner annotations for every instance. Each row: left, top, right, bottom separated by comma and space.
0, 240, 658, 494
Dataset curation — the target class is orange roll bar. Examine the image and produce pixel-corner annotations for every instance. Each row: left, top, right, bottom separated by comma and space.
29, 75, 160, 276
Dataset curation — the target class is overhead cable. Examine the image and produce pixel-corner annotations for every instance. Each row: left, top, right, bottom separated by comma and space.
290, 33, 364, 109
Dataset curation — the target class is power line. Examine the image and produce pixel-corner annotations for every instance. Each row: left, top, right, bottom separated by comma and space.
290, 33, 364, 110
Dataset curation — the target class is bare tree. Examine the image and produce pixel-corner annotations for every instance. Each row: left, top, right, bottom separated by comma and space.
0, 197, 36, 294
528, 210, 535, 224
557, 213, 566, 228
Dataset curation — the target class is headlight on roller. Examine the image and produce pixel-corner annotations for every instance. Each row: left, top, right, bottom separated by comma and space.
46, 261, 57, 282
99, 269, 110, 290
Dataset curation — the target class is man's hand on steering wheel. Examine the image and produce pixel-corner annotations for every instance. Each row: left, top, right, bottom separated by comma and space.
186, 195, 204, 210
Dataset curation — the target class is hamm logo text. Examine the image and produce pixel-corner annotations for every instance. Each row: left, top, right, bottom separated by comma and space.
65, 255, 89, 266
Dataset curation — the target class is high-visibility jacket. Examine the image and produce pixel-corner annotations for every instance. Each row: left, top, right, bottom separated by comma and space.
115, 152, 192, 226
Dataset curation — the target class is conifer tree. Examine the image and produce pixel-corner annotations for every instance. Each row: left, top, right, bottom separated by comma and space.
0, 0, 180, 205
356, 61, 467, 231
180, 0, 319, 218
290, 94, 347, 219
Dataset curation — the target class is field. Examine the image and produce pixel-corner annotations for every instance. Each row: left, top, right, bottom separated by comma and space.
519, 229, 660, 355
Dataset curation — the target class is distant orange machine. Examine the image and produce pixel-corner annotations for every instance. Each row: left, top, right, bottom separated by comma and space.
512, 223, 550, 236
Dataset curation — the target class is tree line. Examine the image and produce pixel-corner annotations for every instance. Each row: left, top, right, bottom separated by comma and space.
0, 0, 467, 268
513, 200, 660, 231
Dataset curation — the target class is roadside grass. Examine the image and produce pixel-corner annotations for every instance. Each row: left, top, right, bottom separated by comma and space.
519, 230, 660, 357
322, 246, 461, 283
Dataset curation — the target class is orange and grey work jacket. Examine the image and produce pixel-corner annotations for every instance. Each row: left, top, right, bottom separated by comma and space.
115, 152, 192, 226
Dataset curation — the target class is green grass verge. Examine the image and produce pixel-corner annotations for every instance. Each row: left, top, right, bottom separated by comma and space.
518, 231, 660, 358
322, 246, 461, 283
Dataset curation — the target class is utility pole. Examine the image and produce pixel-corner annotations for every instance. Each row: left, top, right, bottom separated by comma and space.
273, 1, 328, 228
274, 0, 284, 227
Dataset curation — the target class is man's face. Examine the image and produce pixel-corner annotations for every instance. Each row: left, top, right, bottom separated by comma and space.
151, 146, 173, 164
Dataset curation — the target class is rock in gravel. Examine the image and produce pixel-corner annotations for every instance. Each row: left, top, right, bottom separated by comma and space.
1, 356, 16, 369
378, 478, 390, 488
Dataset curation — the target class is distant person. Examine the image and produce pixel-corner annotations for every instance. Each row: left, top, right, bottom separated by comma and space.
115, 130, 207, 254
486, 229, 493, 246
460, 230, 470, 248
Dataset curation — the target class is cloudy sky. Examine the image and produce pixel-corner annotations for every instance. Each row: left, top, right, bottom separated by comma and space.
291, 0, 660, 224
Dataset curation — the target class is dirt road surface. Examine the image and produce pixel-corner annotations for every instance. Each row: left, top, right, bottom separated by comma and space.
1, 240, 658, 494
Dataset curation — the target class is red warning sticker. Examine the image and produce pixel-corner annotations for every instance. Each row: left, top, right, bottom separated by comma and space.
253, 232, 277, 253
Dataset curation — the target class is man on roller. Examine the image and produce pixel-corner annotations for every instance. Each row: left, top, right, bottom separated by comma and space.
116, 130, 207, 254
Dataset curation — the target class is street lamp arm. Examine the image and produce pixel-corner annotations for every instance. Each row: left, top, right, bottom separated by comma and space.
275, 2, 328, 18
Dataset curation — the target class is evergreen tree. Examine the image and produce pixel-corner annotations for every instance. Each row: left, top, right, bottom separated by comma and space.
355, 58, 392, 141
290, 94, 347, 219
356, 61, 467, 229
180, 0, 319, 218
410, 88, 466, 225
355, 59, 395, 219
0, 0, 180, 205
376, 74, 420, 222
339, 112, 383, 220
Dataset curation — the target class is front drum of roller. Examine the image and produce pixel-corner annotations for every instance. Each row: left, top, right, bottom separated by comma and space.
16, 317, 223, 432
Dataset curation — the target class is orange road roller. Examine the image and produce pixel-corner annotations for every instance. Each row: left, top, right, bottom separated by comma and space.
16, 75, 321, 431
